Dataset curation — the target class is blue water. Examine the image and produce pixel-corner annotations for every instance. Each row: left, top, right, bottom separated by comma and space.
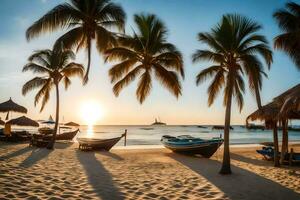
75, 125, 300, 146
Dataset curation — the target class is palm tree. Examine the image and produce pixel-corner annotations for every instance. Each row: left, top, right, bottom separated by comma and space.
192, 14, 272, 174
26, 0, 126, 84
22, 49, 84, 149
105, 14, 184, 103
274, 2, 300, 69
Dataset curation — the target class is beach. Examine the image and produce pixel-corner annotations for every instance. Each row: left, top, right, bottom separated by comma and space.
1, 142, 300, 200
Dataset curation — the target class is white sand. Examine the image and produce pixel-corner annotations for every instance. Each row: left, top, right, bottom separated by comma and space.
1, 142, 300, 200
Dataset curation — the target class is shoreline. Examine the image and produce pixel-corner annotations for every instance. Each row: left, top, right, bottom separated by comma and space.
1, 142, 300, 199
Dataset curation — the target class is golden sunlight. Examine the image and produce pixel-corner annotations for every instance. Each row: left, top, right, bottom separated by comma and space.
80, 100, 104, 125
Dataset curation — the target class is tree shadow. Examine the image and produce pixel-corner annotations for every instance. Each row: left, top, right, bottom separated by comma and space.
0, 146, 32, 161
231, 153, 272, 166
97, 150, 124, 161
76, 150, 124, 200
54, 142, 74, 149
168, 153, 300, 200
19, 148, 52, 168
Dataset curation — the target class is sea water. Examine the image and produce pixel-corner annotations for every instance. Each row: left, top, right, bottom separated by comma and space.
75, 125, 300, 146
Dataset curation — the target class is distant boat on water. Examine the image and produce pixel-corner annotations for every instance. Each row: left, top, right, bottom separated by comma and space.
212, 125, 234, 130
151, 118, 166, 126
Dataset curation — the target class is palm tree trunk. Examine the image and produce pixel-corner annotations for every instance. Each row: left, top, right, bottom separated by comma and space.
83, 37, 92, 84
273, 121, 280, 167
280, 119, 288, 164
254, 83, 262, 109
219, 76, 233, 175
48, 83, 59, 149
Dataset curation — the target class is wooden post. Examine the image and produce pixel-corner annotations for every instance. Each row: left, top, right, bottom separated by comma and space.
289, 148, 294, 166
124, 129, 127, 146
273, 122, 280, 167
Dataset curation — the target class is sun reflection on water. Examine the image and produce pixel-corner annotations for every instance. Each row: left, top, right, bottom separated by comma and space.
86, 125, 94, 138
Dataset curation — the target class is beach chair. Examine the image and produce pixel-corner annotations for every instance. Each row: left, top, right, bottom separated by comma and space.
30, 134, 52, 148
256, 146, 277, 161
288, 148, 300, 165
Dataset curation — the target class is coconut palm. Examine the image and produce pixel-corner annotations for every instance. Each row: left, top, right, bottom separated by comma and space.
105, 14, 184, 103
22, 49, 84, 149
274, 2, 300, 69
192, 14, 272, 174
26, 0, 126, 84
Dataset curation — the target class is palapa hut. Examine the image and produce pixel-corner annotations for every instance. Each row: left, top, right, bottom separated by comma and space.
7, 116, 39, 127
247, 101, 300, 166
0, 118, 5, 126
64, 121, 80, 126
0, 98, 27, 120
273, 84, 300, 163
247, 102, 281, 166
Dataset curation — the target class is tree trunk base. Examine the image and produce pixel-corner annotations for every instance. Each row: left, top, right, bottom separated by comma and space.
219, 167, 232, 175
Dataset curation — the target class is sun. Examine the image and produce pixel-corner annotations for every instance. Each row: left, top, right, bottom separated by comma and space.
80, 100, 104, 125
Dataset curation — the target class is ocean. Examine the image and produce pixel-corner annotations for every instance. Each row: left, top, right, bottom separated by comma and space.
74, 125, 300, 146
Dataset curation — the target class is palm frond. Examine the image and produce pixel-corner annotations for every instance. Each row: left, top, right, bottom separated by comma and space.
112, 65, 143, 96
196, 65, 222, 85
136, 71, 152, 104
22, 77, 49, 95
26, 3, 81, 40
22, 63, 51, 74
109, 59, 137, 83
154, 64, 182, 98
207, 70, 225, 106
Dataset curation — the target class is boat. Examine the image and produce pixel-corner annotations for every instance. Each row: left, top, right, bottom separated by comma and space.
77, 130, 127, 151
212, 125, 234, 130
56, 129, 79, 140
197, 125, 207, 128
161, 135, 224, 158
38, 127, 53, 135
151, 118, 166, 126
246, 123, 265, 130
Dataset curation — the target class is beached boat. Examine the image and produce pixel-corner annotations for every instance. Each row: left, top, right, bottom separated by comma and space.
77, 130, 127, 151
161, 135, 223, 158
56, 129, 79, 140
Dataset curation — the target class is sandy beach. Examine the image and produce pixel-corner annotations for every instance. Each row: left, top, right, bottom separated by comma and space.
0, 142, 299, 200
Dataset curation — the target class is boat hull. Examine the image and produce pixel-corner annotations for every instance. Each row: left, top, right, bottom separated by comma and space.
56, 129, 79, 140
77, 134, 125, 151
161, 136, 223, 158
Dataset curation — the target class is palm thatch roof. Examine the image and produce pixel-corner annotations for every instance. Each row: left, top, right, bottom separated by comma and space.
7, 116, 39, 127
272, 84, 300, 117
247, 102, 300, 122
0, 98, 27, 113
64, 121, 80, 126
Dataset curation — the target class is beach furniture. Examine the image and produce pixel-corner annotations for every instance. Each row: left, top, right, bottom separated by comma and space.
256, 146, 277, 161
288, 148, 300, 165
77, 130, 127, 151
161, 135, 224, 158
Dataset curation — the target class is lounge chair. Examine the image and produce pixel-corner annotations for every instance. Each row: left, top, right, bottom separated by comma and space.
256, 146, 278, 161
288, 148, 300, 165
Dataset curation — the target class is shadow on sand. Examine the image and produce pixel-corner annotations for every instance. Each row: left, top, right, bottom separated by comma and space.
97, 150, 124, 161
168, 153, 300, 200
230, 153, 272, 166
76, 150, 124, 200
0, 146, 32, 160
19, 147, 52, 168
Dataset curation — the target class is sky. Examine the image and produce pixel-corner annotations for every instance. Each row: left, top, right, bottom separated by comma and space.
0, 0, 299, 125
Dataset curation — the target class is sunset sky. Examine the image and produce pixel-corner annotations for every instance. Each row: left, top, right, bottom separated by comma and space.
0, 0, 299, 125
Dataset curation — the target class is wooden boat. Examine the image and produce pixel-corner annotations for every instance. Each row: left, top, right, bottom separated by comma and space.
77, 130, 127, 151
212, 125, 233, 130
161, 135, 223, 158
56, 129, 79, 140
38, 127, 53, 135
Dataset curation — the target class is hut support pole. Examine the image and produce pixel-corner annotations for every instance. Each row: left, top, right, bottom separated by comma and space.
273, 122, 280, 167
280, 119, 288, 164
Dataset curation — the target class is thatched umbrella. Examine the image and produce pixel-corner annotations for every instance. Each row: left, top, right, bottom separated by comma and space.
272, 84, 300, 163
7, 116, 39, 127
64, 121, 80, 126
247, 102, 281, 167
0, 98, 27, 120
247, 101, 300, 166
